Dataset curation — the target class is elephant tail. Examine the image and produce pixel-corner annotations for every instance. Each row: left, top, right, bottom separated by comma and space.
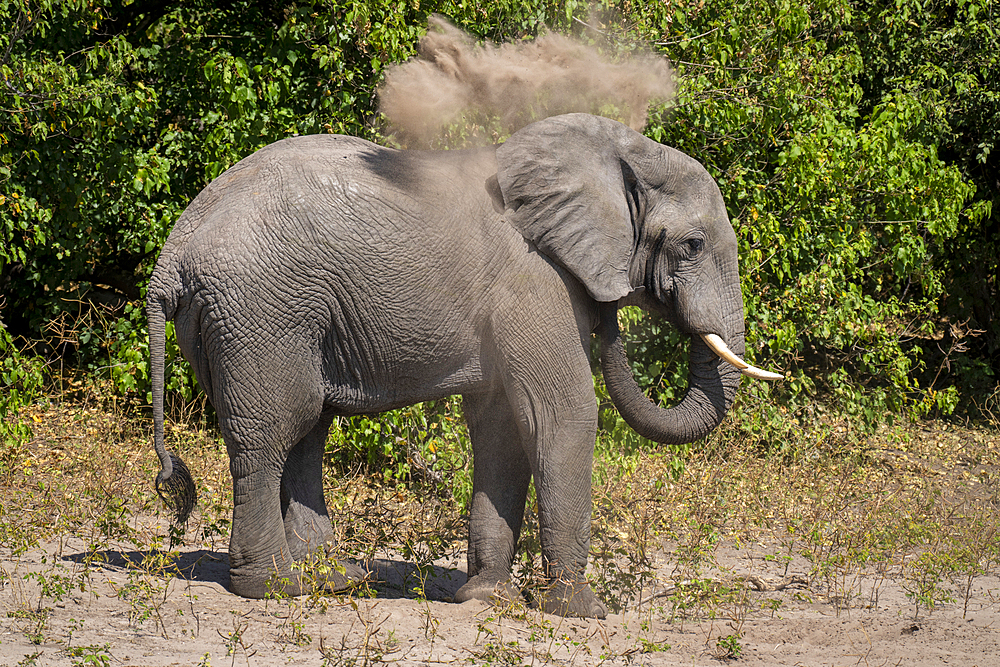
148, 291, 196, 524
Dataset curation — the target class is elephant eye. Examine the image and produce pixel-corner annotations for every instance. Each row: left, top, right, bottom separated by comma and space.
684, 237, 705, 257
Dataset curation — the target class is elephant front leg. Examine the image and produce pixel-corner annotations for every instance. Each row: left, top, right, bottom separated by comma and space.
530, 411, 608, 619
479, 296, 607, 618
453, 391, 532, 606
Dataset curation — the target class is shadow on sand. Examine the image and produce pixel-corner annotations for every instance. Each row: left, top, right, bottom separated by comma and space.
64, 549, 467, 602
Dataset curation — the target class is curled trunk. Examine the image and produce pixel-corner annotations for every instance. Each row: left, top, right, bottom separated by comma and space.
598, 303, 742, 445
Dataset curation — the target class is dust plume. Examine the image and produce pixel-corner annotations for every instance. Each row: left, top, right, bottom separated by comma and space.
378, 15, 675, 147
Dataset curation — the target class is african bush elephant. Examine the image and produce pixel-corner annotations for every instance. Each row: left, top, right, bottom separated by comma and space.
148, 113, 778, 618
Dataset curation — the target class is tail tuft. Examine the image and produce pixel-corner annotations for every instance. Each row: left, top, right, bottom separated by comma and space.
155, 452, 197, 524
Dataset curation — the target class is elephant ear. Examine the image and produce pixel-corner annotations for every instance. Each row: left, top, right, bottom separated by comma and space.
495, 113, 645, 302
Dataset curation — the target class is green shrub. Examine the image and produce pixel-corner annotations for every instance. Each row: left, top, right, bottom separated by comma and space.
0, 326, 46, 477
326, 400, 473, 506
3, 0, 997, 464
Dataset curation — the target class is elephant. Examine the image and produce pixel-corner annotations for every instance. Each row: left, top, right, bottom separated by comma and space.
148, 112, 779, 619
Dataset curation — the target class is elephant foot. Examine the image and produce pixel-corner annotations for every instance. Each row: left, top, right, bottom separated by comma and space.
332, 560, 368, 591
530, 579, 607, 619
284, 509, 336, 562
454, 572, 524, 607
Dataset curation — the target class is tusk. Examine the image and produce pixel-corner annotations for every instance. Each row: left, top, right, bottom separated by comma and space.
701, 333, 784, 382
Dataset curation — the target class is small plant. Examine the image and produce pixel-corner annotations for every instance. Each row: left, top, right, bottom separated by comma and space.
66, 617, 85, 647
944, 510, 1000, 619
24, 567, 83, 607
411, 583, 441, 641
16, 653, 42, 667
473, 637, 525, 666
8, 608, 49, 645
266, 582, 313, 649
763, 551, 794, 577
117, 559, 173, 636
665, 577, 738, 624
761, 597, 783, 618
288, 549, 341, 613
220, 610, 256, 665
117, 577, 158, 628
0, 328, 46, 481
317, 601, 394, 666
639, 636, 671, 653
715, 633, 743, 660
280, 617, 313, 648
902, 551, 958, 619
266, 550, 369, 648
65, 644, 112, 667
384, 629, 400, 654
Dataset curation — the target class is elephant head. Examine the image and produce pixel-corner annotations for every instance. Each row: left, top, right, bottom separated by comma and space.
495, 114, 779, 445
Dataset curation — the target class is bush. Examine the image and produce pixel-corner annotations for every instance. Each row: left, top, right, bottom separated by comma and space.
2, 0, 997, 478
621, 0, 995, 426
0, 325, 46, 477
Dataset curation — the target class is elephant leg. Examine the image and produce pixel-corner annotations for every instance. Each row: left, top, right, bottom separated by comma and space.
212, 355, 332, 599
490, 306, 607, 618
226, 438, 296, 599
279, 414, 365, 590
280, 415, 335, 560
528, 406, 607, 618
453, 390, 532, 605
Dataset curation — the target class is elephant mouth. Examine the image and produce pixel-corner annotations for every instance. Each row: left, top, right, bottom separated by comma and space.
700, 333, 784, 381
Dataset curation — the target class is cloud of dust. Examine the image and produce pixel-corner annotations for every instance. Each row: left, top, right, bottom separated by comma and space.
378, 15, 675, 147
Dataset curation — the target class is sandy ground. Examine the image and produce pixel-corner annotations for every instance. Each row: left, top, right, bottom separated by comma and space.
4, 408, 997, 665
2, 529, 996, 666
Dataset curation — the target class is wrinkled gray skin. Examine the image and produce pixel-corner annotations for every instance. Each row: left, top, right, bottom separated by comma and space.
148, 114, 744, 618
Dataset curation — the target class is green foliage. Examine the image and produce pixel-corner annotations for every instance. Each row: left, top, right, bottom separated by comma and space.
107, 301, 197, 408
0, 0, 581, 346
2, 1, 178, 333
326, 399, 473, 506
65, 644, 112, 667
0, 325, 46, 477
715, 633, 743, 660
1, 0, 997, 479
851, 0, 1000, 386
614, 0, 996, 428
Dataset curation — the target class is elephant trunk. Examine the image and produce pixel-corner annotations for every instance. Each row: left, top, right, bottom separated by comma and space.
598, 302, 742, 445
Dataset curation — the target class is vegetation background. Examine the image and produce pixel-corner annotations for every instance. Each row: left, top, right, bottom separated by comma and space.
1, 0, 998, 482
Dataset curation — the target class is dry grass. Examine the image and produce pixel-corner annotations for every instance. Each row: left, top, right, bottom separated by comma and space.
1, 382, 999, 664
589, 416, 1000, 625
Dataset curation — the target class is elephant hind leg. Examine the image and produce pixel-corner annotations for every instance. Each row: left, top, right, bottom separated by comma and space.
280, 415, 336, 560
226, 457, 292, 599
453, 389, 532, 606
280, 414, 366, 591
214, 356, 344, 598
